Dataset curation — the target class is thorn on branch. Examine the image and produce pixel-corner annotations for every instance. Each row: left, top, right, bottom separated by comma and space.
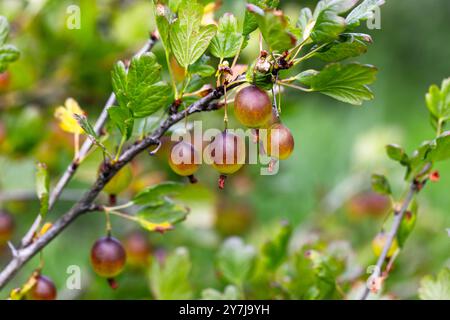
7, 242, 19, 258
147, 140, 162, 156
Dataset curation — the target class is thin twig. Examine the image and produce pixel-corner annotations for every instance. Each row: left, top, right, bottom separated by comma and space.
360, 180, 426, 300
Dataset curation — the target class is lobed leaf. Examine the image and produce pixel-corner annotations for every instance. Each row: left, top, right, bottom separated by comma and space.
243, 0, 280, 36
107, 106, 134, 140
132, 181, 184, 206
346, 0, 385, 29
217, 237, 256, 286
296, 63, 377, 105
418, 268, 450, 300
137, 201, 188, 233
169, 1, 217, 68
209, 13, 243, 59
201, 285, 240, 300
371, 173, 391, 195
315, 33, 372, 62
150, 247, 193, 299
110, 52, 171, 128
386, 144, 409, 165
261, 222, 292, 271
252, 8, 297, 52
425, 78, 450, 126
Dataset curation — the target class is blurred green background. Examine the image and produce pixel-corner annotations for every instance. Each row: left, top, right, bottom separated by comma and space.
0, 0, 449, 299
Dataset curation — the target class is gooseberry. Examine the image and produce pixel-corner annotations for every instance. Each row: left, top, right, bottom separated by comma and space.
168, 141, 200, 183
264, 123, 294, 160
90, 236, 126, 281
234, 85, 272, 128
124, 231, 152, 268
27, 275, 57, 300
102, 164, 133, 195
209, 131, 245, 189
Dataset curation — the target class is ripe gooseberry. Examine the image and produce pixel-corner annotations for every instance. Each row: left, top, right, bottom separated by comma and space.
124, 231, 152, 268
90, 236, 126, 288
372, 232, 399, 258
168, 141, 200, 183
209, 131, 245, 189
347, 192, 390, 218
27, 275, 57, 300
264, 123, 294, 160
102, 164, 133, 196
234, 85, 273, 128
0, 210, 14, 245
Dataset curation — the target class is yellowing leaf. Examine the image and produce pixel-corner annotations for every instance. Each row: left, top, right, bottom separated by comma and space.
54, 98, 85, 134
138, 219, 173, 233
38, 222, 53, 237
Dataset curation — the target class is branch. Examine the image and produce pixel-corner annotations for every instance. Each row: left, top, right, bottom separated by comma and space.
19, 35, 158, 248
359, 164, 431, 300
0, 79, 243, 290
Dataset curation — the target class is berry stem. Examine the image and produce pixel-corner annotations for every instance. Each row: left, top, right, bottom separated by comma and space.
218, 175, 227, 190
188, 175, 198, 184
107, 277, 118, 290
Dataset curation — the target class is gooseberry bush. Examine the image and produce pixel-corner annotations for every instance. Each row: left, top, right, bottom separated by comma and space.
0, 0, 449, 300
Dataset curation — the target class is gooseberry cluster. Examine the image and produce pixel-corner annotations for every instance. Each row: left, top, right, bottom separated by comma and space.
168, 85, 295, 188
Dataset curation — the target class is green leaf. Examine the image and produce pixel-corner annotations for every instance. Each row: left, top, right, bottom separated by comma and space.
169, 2, 217, 68
217, 237, 256, 286
310, 1, 348, 43
371, 173, 391, 195
111, 61, 128, 107
35, 163, 49, 219
137, 201, 188, 233
320, 0, 359, 13
251, 7, 297, 52
150, 247, 193, 299
407, 140, 433, 179
305, 249, 343, 299
74, 114, 112, 157
0, 17, 20, 72
73, 114, 98, 139
111, 53, 171, 119
426, 131, 450, 162
346, 0, 385, 29
209, 13, 243, 59
386, 144, 409, 165
201, 285, 241, 300
107, 105, 134, 140
315, 33, 372, 62
0, 16, 10, 45
397, 200, 417, 248
243, 0, 280, 36
132, 182, 184, 206
0, 44, 20, 73
296, 63, 377, 105
127, 53, 171, 117
0, 44, 19, 63
425, 78, 450, 125
261, 222, 292, 271
296, 7, 314, 41
188, 55, 215, 77
418, 268, 450, 300
154, 3, 173, 53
